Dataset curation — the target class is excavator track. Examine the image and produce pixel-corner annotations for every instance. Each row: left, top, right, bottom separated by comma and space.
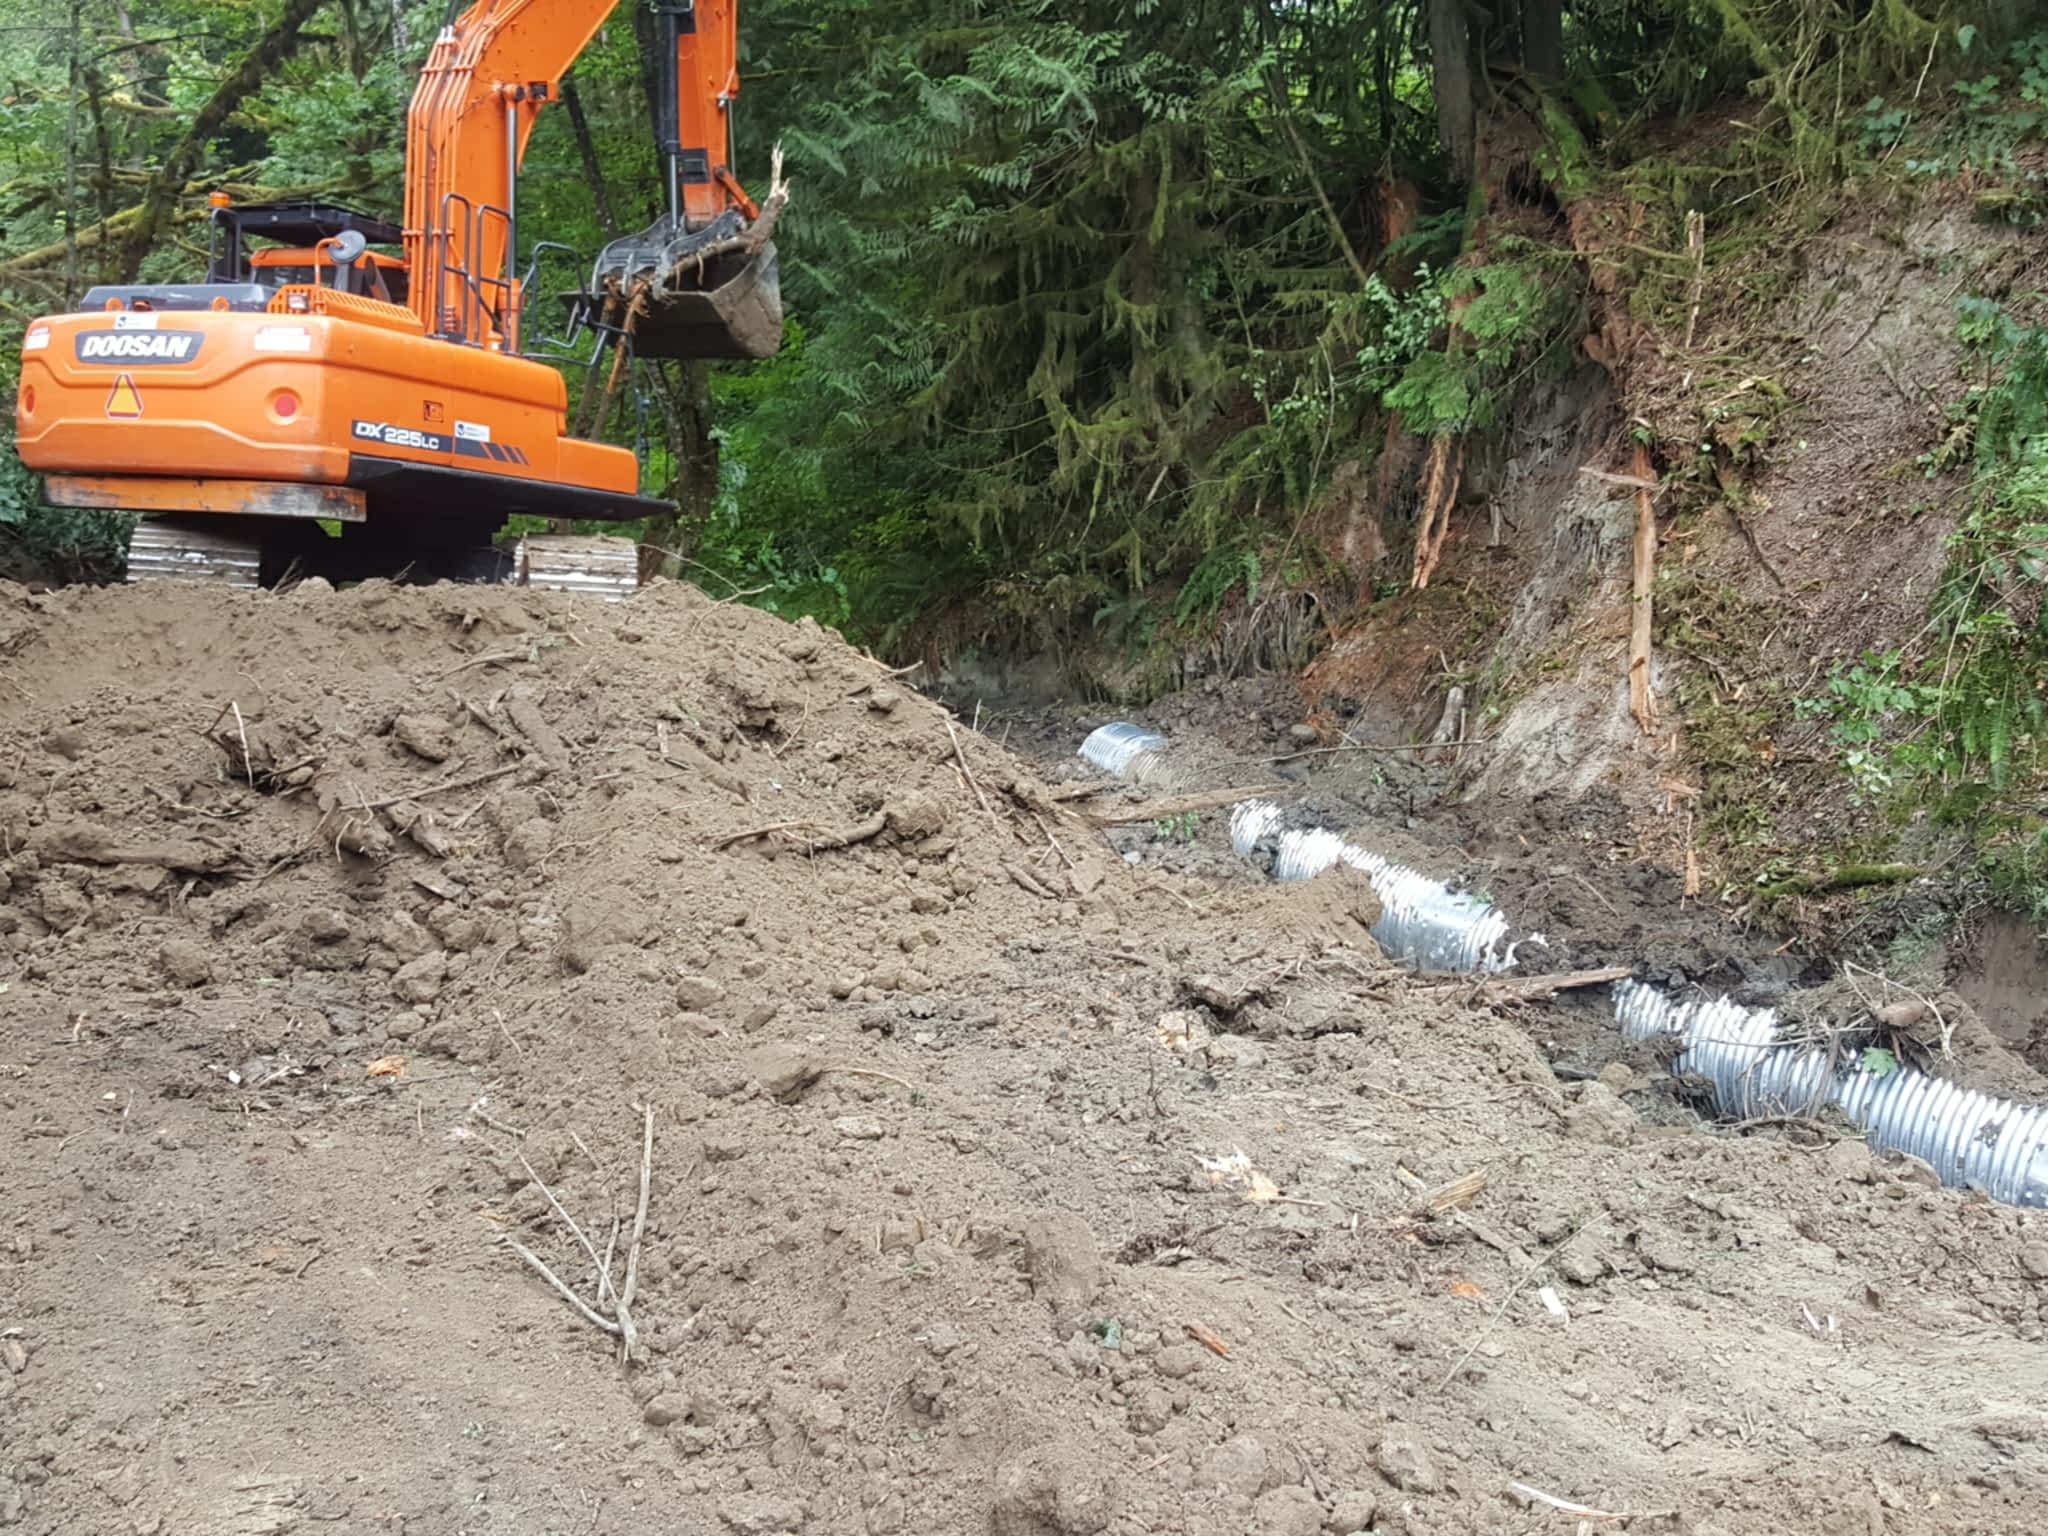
513, 533, 640, 601
121, 520, 638, 599
125, 518, 264, 589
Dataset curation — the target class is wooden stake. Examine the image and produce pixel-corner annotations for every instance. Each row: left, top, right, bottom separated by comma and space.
1628, 441, 1658, 734
1682, 210, 1706, 350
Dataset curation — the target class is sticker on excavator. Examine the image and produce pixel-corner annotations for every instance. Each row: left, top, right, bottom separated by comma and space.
352, 419, 447, 453
452, 422, 530, 465
73, 329, 202, 365
104, 374, 143, 420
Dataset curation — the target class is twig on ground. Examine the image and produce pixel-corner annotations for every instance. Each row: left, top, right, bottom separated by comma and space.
1435, 1221, 1586, 1392
944, 716, 1003, 829
1085, 784, 1284, 826
1138, 879, 1201, 914
1031, 812, 1076, 872
823, 1065, 918, 1093
771, 694, 812, 760
501, 1235, 623, 1335
1265, 738, 1494, 764
358, 765, 519, 812
458, 697, 516, 743
596, 1215, 621, 1307
1407, 966, 1634, 1006
804, 811, 889, 852
437, 649, 533, 680
474, 1106, 528, 1139
713, 819, 822, 849
229, 701, 255, 785
617, 1103, 654, 1364
520, 1154, 606, 1287
1507, 1482, 1662, 1531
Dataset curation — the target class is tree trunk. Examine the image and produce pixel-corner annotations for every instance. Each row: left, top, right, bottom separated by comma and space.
1521, 0, 1563, 78
638, 360, 719, 583
1428, 0, 1477, 179
631, 3, 670, 219
562, 78, 621, 239
113, 0, 326, 284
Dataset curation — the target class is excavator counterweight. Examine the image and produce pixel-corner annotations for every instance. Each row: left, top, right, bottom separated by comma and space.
11, 0, 782, 597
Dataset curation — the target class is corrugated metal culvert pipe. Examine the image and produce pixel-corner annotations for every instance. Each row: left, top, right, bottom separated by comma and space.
1080, 720, 2048, 1210
1615, 982, 2048, 1208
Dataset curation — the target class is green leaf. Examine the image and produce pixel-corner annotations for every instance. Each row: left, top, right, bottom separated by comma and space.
1860, 1047, 1900, 1077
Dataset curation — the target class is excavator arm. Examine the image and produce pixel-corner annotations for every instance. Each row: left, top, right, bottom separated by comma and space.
406, 0, 776, 359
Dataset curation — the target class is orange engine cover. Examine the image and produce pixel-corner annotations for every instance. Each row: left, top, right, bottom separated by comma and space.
13, 309, 654, 523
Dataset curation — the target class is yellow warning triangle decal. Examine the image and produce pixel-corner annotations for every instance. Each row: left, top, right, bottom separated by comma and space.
104, 373, 142, 419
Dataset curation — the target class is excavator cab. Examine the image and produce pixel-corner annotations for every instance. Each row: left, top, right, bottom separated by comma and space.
246, 247, 410, 306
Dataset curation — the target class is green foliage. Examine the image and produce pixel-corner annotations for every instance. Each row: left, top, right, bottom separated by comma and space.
1174, 545, 1260, 627
1890, 25, 2048, 219
1809, 299, 2048, 798
1859, 1046, 1901, 1076
0, 0, 2017, 630
1381, 251, 1580, 434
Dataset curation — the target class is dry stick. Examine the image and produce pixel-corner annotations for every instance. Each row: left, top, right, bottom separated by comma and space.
359, 764, 519, 812
228, 700, 255, 785
803, 811, 888, 852
502, 1236, 623, 1335
1408, 965, 1633, 1005
459, 697, 515, 742
597, 1216, 621, 1307
617, 1103, 654, 1364
944, 716, 1003, 830
712, 819, 821, 849
1031, 812, 1077, 873
1628, 440, 1658, 735
823, 1064, 917, 1094
1681, 209, 1706, 350
1085, 784, 1286, 827
1267, 738, 1493, 764
437, 649, 533, 680
520, 1155, 607, 1292
770, 693, 812, 760
1435, 1223, 1585, 1392
1509, 1481, 1673, 1523
475, 1107, 527, 1140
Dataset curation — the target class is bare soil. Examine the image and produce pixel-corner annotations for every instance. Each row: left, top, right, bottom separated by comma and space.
4, 579, 2048, 1536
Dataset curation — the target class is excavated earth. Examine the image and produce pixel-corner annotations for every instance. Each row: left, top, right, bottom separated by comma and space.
2, 578, 2047, 1536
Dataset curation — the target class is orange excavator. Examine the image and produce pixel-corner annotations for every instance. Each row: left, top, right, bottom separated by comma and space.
11, 0, 782, 597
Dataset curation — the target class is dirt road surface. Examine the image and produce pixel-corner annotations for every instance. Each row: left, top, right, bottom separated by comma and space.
2, 579, 2045, 1535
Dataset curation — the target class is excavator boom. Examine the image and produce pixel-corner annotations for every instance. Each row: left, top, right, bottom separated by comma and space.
10, 0, 783, 596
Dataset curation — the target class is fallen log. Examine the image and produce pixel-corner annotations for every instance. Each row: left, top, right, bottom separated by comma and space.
1410, 965, 1633, 1006
1085, 784, 1284, 827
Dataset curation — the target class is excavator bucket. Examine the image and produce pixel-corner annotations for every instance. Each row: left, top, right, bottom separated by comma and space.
584, 211, 784, 362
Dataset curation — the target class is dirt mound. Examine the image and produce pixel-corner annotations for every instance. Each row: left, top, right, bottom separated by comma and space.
3, 579, 2046, 1536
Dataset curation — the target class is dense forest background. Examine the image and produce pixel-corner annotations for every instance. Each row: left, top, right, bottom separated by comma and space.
0, 0, 2039, 664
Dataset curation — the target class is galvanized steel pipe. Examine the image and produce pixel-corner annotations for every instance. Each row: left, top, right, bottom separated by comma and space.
1078, 720, 2048, 1210
1615, 981, 2048, 1207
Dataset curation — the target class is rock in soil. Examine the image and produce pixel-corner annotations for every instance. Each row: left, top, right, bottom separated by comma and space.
1375, 1425, 1441, 1494
990, 1443, 1121, 1536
